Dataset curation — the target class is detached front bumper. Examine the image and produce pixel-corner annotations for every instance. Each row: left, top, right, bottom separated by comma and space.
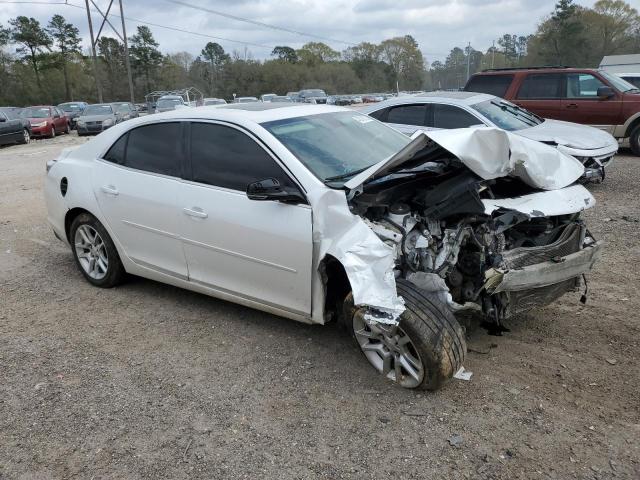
484, 223, 603, 318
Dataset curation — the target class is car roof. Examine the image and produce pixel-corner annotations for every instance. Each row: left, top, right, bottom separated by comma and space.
360, 91, 494, 109
130, 104, 346, 124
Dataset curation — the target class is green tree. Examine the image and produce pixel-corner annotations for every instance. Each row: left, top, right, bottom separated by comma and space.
297, 42, 340, 65
9, 16, 51, 90
271, 46, 298, 63
129, 25, 162, 94
201, 42, 229, 95
586, 0, 640, 57
380, 35, 425, 90
46, 14, 81, 101
97, 37, 127, 101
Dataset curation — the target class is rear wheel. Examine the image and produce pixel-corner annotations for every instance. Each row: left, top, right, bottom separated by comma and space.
630, 125, 640, 156
70, 213, 125, 288
345, 279, 466, 390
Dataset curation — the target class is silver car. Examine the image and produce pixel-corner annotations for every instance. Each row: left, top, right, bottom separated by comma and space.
76, 104, 121, 136
44, 104, 601, 390
360, 91, 619, 182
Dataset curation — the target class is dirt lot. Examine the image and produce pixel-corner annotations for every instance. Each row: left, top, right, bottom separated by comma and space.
1, 133, 639, 479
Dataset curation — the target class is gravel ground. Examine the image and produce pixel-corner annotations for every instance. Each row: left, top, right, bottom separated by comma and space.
1, 133, 639, 479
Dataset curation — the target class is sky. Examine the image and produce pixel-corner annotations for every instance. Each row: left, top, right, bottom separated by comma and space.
0, 0, 600, 62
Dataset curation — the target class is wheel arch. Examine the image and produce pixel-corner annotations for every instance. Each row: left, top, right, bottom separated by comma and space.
64, 207, 94, 243
319, 254, 352, 324
625, 114, 640, 138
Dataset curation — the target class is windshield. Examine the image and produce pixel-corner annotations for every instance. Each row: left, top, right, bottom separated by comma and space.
157, 99, 183, 108
472, 99, 543, 131
59, 103, 83, 112
21, 107, 51, 118
599, 71, 638, 92
262, 112, 410, 186
83, 105, 113, 116
303, 90, 326, 97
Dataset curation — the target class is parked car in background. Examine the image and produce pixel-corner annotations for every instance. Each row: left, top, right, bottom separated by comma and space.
286, 91, 300, 102
113, 102, 139, 122
362, 94, 384, 103
0, 107, 31, 145
21, 105, 70, 138
44, 104, 601, 390
464, 67, 640, 155
617, 74, 640, 89
260, 93, 277, 102
155, 95, 188, 113
135, 103, 148, 113
270, 96, 294, 103
58, 102, 87, 129
203, 98, 227, 106
234, 96, 259, 103
298, 89, 328, 104
362, 91, 618, 182
76, 104, 121, 136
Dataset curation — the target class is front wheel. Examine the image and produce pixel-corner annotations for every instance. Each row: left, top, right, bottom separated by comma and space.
64, 122, 70, 134
345, 279, 466, 390
630, 125, 640, 156
50, 125, 56, 138
20, 129, 30, 144
70, 213, 125, 288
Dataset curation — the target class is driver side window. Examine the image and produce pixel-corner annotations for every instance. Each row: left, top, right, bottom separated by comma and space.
189, 122, 298, 192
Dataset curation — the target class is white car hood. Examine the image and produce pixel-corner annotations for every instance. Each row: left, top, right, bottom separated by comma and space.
346, 127, 585, 192
516, 119, 616, 150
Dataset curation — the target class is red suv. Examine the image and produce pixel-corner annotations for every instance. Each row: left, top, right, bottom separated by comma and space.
20, 105, 70, 138
464, 67, 640, 155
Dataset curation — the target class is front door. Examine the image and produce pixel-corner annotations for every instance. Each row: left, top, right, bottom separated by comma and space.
560, 72, 623, 129
92, 122, 188, 278
180, 122, 313, 315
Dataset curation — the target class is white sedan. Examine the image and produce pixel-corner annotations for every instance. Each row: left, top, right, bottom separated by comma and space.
359, 91, 619, 182
45, 104, 602, 390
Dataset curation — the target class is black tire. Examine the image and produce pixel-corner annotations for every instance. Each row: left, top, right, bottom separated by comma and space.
70, 213, 125, 288
50, 125, 56, 138
19, 128, 30, 144
65, 122, 70, 134
344, 279, 466, 390
630, 125, 640, 156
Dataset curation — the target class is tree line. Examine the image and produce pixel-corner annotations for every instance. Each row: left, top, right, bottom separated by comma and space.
0, 0, 638, 106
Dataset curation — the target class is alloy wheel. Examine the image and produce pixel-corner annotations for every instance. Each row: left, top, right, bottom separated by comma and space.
353, 310, 425, 388
23, 130, 30, 144
74, 225, 109, 280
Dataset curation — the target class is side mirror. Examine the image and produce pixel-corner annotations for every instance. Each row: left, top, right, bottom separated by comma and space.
246, 178, 305, 204
597, 86, 614, 99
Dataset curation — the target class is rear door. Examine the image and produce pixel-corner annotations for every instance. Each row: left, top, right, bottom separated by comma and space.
179, 121, 313, 315
374, 103, 430, 135
561, 72, 622, 130
431, 104, 485, 129
0, 112, 12, 142
513, 73, 564, 119
92, 122, 188, 278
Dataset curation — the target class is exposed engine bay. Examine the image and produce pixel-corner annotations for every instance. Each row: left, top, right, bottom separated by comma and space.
347, 143, 602, 329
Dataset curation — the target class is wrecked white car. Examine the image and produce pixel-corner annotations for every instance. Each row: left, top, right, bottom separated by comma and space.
44, 104, 603, 390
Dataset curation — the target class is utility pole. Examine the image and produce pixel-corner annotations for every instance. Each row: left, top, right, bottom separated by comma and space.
491, 40, 495, 69
118, 0, 135, 103
84, 0, 135, 103
465, 41, 471, 82
84, 0, 103, 102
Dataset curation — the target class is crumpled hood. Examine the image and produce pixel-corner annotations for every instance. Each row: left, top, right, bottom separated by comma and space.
346, 127, 585, 192
78, 114, 116, 122
517, 119, 616, 150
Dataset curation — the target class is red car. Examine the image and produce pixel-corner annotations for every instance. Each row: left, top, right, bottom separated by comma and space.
464, 67, 640, 155
21, 105, 70, 138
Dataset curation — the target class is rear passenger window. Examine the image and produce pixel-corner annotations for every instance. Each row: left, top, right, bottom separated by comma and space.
103, 133, 128, 165
517, 74, 563, 99
432, 104, 482, 129
190, 122, 296, 191
125, 123, 182, 176
464, 74, 513, 97
386, 104, 427, 126
368, 108, 388, 121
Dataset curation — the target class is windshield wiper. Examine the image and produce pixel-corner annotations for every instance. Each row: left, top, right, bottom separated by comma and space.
324, 165, 371, 183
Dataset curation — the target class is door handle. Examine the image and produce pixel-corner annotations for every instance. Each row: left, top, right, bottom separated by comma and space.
565, 103, 578, 109
183, 207, 208, 219
101, 185, 119, 195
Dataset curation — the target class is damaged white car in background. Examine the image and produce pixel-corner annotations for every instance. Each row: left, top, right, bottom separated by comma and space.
45, 105, 602, 391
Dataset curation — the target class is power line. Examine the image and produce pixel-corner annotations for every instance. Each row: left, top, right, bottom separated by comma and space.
166, 0, 356, 47
63, 2, 274, 49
